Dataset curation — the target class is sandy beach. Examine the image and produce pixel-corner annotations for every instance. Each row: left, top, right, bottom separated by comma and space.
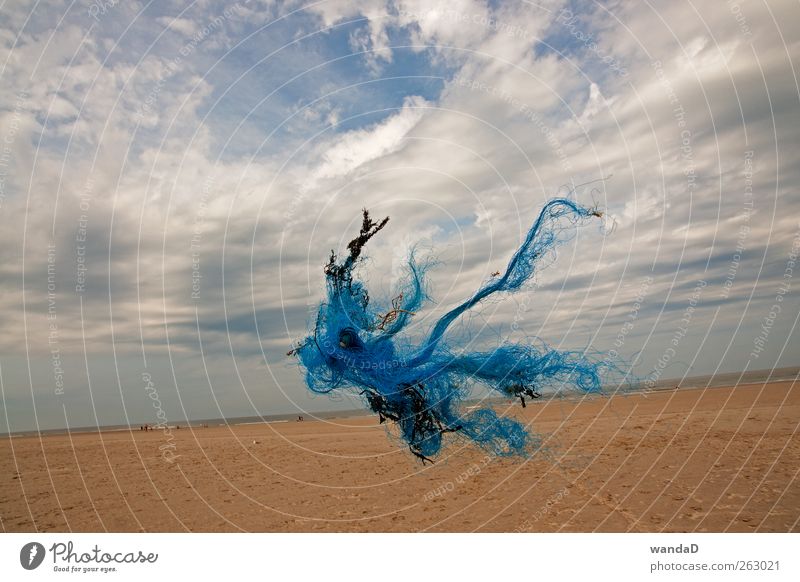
1, 381, 798, 532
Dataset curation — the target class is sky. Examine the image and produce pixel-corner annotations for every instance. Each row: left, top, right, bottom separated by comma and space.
0, 0, 798, 433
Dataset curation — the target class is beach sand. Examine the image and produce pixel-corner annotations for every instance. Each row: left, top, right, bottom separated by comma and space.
1, 381, 798, 532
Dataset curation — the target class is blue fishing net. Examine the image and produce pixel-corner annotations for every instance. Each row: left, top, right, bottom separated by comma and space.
291, 198, 610, 462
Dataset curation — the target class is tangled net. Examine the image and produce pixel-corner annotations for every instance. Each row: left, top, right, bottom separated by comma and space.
291, 198, 609, 462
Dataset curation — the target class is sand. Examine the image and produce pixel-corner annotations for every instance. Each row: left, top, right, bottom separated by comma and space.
1, 381, 798, 532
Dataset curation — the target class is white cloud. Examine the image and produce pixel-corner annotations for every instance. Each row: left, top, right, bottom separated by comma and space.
156, 16, 199, 38
0, 0, 798, 430
309, 94, 428, 184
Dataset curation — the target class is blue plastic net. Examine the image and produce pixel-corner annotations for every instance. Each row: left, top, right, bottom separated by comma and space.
291, 198, 610, 462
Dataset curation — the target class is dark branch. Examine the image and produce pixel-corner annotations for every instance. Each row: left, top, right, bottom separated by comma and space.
324, 209, 389, 289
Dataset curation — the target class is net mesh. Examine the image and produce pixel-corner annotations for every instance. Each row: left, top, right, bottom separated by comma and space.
292, 198, 613, 462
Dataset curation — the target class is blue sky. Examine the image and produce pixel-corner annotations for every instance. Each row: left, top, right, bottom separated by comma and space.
0, 0, 798, 432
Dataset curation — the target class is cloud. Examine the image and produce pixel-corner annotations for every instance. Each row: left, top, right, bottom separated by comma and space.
156, 16, 200, 38
309, 94, 428, 184
0, 0, 798, 431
